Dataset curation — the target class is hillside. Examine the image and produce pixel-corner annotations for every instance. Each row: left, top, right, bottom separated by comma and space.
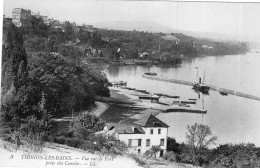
97, 28, 249, 58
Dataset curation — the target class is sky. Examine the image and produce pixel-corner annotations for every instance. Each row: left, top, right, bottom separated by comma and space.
2, 0, 260, 43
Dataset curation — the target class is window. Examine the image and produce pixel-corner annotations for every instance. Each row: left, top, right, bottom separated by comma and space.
160, 139, 165, 146
129, 139, 142, 147
146, 139, 150, 147
128, 139, 132, 147
138, 139, 142, 146
150, 129, 153, 134
158, 129, 161, 134
153, 122, 160, 127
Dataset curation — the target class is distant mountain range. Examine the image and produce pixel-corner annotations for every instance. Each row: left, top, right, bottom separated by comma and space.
95, 21, 260, 49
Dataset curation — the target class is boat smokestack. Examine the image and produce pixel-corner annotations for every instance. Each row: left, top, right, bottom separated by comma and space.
199, 77, 202, 83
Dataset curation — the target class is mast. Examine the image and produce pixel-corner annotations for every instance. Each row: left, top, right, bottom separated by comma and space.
201, 93, 204, 124
203, 69, 206, 84
195, 67, 199, 83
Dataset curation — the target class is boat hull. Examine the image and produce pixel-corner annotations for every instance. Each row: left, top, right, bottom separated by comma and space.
192, 83, 210, 94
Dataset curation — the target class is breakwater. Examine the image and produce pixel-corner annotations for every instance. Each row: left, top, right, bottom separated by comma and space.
143, 74, 260, 101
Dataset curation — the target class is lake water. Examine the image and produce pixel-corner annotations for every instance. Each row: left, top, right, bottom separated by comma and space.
103, 52, 260, 146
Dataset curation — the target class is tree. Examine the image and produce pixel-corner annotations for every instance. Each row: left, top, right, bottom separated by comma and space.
19, 16, 49, 37
64, 21, 74, 40
69, 114, 105, 140
1, 22, 31, 129
167, 137, 183, 154
24, 37, 47, 52
77, 29, 91, 43
145, 145, 161, 161
185, 123, 217, 166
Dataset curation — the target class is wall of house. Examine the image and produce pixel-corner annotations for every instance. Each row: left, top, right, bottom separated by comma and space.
12, 8, 31, 27
118, 127, 168, 156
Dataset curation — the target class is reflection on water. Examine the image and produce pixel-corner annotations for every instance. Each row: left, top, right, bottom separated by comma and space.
103, 53, 260, 146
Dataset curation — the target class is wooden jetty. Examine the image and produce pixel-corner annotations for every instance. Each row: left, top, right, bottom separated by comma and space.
111, 81, 127, 86
179, 104, 190, 107
143, 74, 260, 102
165, 108, 207, 114
180, 101, 196, 104
154, 93, 180, 98
154, 93, 163, 96
167, 95, 180, 99
139, 95, 152, 100
139, 95, 160, 103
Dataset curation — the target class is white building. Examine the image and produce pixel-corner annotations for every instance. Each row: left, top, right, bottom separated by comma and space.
12, 8, 31, 27
100, 113, 169, 157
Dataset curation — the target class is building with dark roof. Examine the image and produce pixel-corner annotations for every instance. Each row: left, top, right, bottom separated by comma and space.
98, 112, 169, 157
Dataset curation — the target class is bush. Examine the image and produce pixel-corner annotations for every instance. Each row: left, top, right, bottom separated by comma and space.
81, 140, 96, 152
209, 143, 260, 168
88, 134, 128, 155
163, 151, 177, 162
167, 137, 184, 154
69, 114, 105, 140
0, 127, 13, 142
65, 138, 82, 148
53, 136, 66, 145
19, 116, 46, 151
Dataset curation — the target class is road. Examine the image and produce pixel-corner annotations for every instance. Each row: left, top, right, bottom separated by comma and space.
89, 101, 109, 117
53, 101, 109, 122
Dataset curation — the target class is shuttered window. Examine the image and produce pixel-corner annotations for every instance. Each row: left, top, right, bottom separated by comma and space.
138, 139, 142, 146
128, 139, 132, 147
160, 139, 165, 146
146, 139, 150, 147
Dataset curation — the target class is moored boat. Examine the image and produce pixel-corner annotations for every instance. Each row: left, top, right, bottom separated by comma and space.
144, 72, 157, 76
220, 91, 228, 96
192, 83, 210, 94
167, 95, 180, 99
192, 68, 210, 94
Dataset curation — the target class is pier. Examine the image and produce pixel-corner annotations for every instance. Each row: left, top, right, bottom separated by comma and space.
165, 108, 207, 114
143, 74, 260, 101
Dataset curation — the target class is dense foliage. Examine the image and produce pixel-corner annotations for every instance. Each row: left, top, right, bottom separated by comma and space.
165, 125, 260, 167
1, 19, 110, 150
69, 114, 105, 139
98, 29, 249, 58
52, 114, 127, 155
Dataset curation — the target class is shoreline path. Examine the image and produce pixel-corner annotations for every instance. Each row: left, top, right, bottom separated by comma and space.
53, 101, 109, 121
89, 101, 109, 117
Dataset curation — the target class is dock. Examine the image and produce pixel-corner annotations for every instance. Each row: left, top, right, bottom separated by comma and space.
165, 108, 207, 114
143, 74, 260, 101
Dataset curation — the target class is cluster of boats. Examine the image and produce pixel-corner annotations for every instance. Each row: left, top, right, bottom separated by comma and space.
110, 80, 206, 114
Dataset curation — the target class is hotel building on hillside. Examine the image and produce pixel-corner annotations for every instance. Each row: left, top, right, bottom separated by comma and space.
12, 8, 31, 27
32, 12, 48, 24
99, 113, 169, 157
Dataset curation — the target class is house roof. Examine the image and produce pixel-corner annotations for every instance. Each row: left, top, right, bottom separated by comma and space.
133, 114, 169, 128
106, 123, 145, 134
105, 110, 168, 134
